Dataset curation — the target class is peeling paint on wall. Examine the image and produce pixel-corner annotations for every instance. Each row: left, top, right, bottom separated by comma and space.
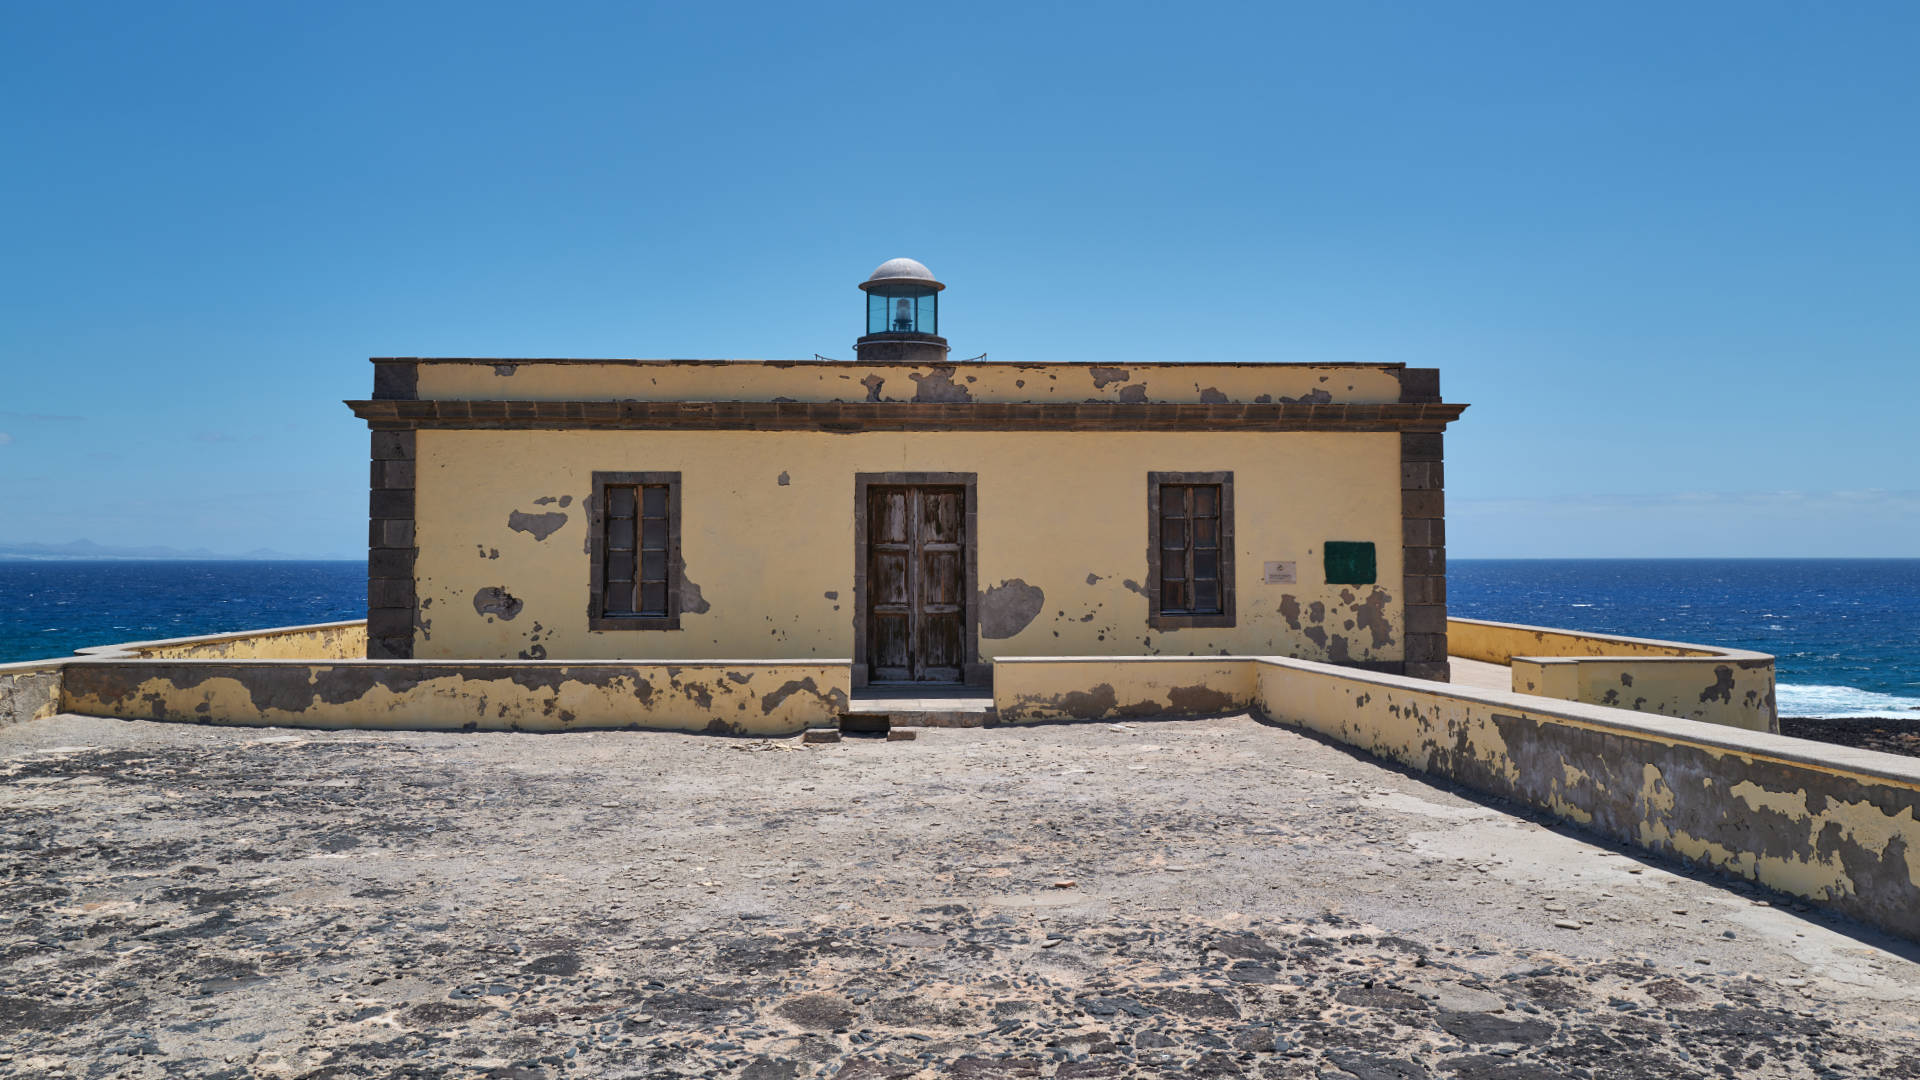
59, 659, 851, 736
908, 366, 973, 403
0, 664, 65, 727
1699, 666, 1735, 705
412, 360, 1410, 405
759, 676, 846, 717
507, 510, 568, 541
473, 587, 523, 622
1168, 683, 1237, 714
994, 659, 1254, 723
678, 559, 712, 615
1353, 588, 1395, 648
979, 580, 1046, 640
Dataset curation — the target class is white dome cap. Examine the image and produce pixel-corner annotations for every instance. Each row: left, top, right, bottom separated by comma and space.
862, 257, 944, 292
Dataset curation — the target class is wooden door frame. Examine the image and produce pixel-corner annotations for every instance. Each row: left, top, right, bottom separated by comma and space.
852, 472, 986, 690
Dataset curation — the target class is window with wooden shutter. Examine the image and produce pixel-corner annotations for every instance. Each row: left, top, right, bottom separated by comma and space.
589, 471, 682, 630
1146, 472, 1235, 629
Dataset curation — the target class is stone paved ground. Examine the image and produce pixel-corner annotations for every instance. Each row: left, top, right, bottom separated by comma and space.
3, 714, 1919, 1080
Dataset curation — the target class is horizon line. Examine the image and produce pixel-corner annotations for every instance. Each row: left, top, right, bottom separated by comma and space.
3, 554, 1917, 563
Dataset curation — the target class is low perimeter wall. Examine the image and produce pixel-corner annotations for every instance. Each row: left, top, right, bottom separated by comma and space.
57, 659, 849, 736
2, 621, 371, 732
992, 657, 1257, 723
4, 622, 847, 736
1450, 617, 1777, 733
996, 655, 1920, 943
0, 660, 66, 729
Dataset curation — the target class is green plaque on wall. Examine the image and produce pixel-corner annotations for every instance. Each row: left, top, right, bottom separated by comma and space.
1324, 541, 1377, 585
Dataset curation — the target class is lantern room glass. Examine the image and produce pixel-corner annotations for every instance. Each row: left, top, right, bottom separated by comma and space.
866, 289, 937, 335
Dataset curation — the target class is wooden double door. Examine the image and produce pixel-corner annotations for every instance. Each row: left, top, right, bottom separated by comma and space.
866, 484, 967, 684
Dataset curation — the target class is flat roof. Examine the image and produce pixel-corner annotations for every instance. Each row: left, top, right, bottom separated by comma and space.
370, 357, 1410, 370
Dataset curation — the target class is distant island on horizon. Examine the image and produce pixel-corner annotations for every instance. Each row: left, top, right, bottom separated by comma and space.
0, 540, 353, 562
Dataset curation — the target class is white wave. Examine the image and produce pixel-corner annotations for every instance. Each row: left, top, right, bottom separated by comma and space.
1777, 684, 1920, 719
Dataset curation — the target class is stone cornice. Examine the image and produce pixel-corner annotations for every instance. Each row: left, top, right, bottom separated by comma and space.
343, 399, 1469, 433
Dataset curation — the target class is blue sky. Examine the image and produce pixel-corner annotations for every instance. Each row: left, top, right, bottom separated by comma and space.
1, 2, 1915, 558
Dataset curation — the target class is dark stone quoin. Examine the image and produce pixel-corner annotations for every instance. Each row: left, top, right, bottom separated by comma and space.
366, 360, 418, 659
1399, 367, 1448, 681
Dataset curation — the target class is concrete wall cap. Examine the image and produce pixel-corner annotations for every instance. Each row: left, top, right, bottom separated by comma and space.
70, 620, 370, 659
1451, 616, 1774, 663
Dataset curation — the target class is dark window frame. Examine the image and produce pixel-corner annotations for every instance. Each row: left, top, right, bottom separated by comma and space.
588, 470, 682, 631
1146, 471, 1236, 630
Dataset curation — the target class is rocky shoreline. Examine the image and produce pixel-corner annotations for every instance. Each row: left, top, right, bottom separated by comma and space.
1780, 714, 1920, 758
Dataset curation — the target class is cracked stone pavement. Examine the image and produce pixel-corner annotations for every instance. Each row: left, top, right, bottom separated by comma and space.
3, 713, 1918, 1079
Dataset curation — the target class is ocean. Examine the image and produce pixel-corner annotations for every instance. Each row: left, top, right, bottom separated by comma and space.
0, 560, 365, 665
1, 558, 1916, 718
1451, 559, 1920, 718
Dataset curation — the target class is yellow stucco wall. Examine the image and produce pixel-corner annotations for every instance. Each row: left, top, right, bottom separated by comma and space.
410, 360, 1406, 405
993, 657, 1256, 723
59, 660, 848, 735
411, 430, 1405, 665
1508, 657, 1777, 733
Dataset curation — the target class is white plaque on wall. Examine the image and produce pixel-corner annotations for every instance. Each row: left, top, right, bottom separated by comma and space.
1263, 561, 1297, 585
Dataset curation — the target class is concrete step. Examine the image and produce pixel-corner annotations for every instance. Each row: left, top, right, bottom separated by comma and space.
801, 725, 919, 743
846, 694, 995, 728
